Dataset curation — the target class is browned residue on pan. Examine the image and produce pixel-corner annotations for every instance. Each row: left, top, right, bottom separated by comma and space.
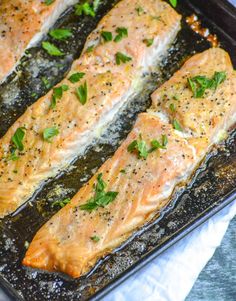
186, 14, 219, 47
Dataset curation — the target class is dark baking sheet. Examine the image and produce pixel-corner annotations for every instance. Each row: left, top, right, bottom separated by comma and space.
0, 0, 236, 300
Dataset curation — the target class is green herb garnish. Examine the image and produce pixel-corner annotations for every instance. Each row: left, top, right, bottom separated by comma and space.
54, 85, 69, 98
115, 52, 132, 65
79, 173, 118, 212
149, 135, 168, 153
143, 38, 154, 47
90, 235, 100, 242
12, 127, 26, 151
136, 6, 144, 15
114, 27, 128, 43
128, 134, 168, 159
44, 0, 55, 5
169, 103, 176, 112
101, 31, 113, 42
173, 95, 179, 100
127, 134, 148, 159
68, 72, 85, 83
51, 198, 71, 208
169, 0, 177, 7
42, 41, 64, 56
43, 127, 59, 142
75, 2, 95, 17
86, 45, 94, 53
49, 28, 72, 40
50, 85, 69, 109
173, 119, 182, 131
7, 149, 19, 161
76, 81, 88, 105
211, 72, 227, 90
188, 71, 226, 98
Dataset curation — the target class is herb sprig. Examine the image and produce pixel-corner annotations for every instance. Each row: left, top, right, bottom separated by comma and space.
75, 2, 95, 17
42, 41, 64, 56
115, 52, 132, 65
51, 85, 69, 109
188, 72, 226, 98
49, 29, 72, 40
101, 31, 113, 42
43, 127, 59, 142
169, 0, 177, 7
173, 119, 182, 131
128, 134, 168, 159
79, 173, 118, 212
76, 81, 88, 105
68, 72, 85, 83
12, 127, 26, 152
44, 0, 55, 5
90, 235, 100, 242
114, 27, 128, 42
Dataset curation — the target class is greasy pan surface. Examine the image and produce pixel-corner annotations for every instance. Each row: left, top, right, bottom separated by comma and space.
0, 0, 236, 300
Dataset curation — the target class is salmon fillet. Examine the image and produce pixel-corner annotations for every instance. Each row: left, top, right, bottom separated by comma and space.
151, 48, 236, 144
23, 48, 236, 278
0, 0, 181, 217
0, 0, 78, 83
23, 113, 202, 277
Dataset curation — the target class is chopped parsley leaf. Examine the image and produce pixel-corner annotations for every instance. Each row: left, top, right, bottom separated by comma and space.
143, 38, 154, 47
49, 28, 72, 40
169, 103, 176, 112
173, 119, 182, 131
42, 41, 64, 56
76, 81, 88, 105
68, 72, 85, 83
169, 0, 177, 7
114, 27, 128, 43
12, 127, 26, 151
101, 31, 113, 42
43, 127, 59, 142
50, 85, 69, 109
149, 135, 168, 153
90, 235, 100, 242
115, 52, 132, 65
128, 134, 168, 159
44, 0, 55, 5
127, 134, 148, 159
7, 149, 19, 162
86, 45, 94, 53
79, 173, 118, 212
188, 71, 226, 98
75, 2, 95, 17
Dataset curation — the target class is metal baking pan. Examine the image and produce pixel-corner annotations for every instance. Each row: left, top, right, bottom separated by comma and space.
0, 0, 236, 300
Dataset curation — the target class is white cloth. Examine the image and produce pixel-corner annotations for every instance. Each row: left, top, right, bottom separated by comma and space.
104, 199, 236, 301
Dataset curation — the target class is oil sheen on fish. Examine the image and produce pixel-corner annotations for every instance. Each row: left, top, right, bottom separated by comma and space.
0, 0, 181, 217
0, 0, 78, 83
23, 48, 236, 278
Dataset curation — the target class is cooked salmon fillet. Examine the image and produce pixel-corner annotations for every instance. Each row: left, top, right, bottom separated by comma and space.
0, 0, 181, 217
0, 0, 78, 83
23, 113, 203, 277
151, 48, 236, 144
23, 48, 236, 278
